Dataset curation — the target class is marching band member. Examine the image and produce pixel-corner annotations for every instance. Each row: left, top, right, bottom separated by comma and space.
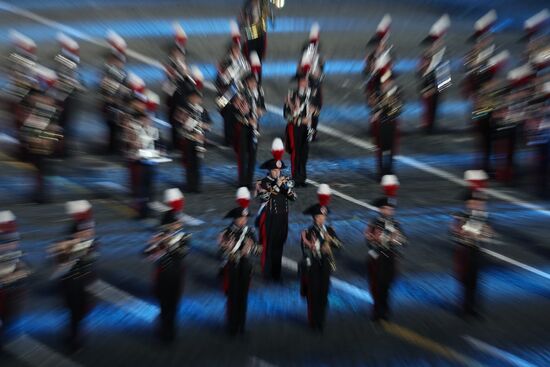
177, 76, 212, 193
299, 184, 342, 331
365, 14, 391, 109
451, 171, 493, 317
19, 66, 63, 204
144, 188, 190, 342
235, 61, 264, 189
217, 22, 250, 146
219, 187, 260, 335
0, 211, 30, 346
463, 11, 510, 175
371, 69, 402, 178
122, 76, 161, 217
418, 14, 451, 134
101, 30, 128, 154
365, 175, 406, 321
493, 65, 534, 182
165, 22, 191, 151
6, 30, 38, 147
526, 79, 550, 196
53, 33, 85, 158
523, 10, 549, 194
284, 70, 321, 187
49, 201, 98, 351
255, 138, 297, 281
463, 10, 497, 94
239, 0, 277, 69
300, 23, 325, 140
470, 52, 509, 175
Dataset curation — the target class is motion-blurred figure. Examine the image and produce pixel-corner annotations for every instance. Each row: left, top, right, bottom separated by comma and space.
371, 69, 402, 179
19, 66, 63, 203
49, 201, 98, 351
492, 65, 533, 183
235, 64, 264, 189
365, 176, 406, 322
144, 188, 189, 343
177, 76, 211, 194
239, 0, 282, 74
418, 14, 451, 134
5, 30, 38, 150
219, 188, 260, 335
0, 211, 30, 347
53, 33, 86, 158
451, 171, 493, 318
299, 185, 341, 331
365, 15, 391, 110
121, 76, 161, 218
299, 23, 324, 141
216, 23, 251, 147
101, 30, 128, 154
255, 139, 296, 281
284, 69, 320, 187
164, 23, 196, 151
463, 11, 509, 175
522, 10, 550, 195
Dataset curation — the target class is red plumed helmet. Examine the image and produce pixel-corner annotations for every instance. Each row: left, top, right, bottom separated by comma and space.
127, 72, 146, 94
250, 51, 261, 76
309, 22, 320, 44
164, 188, 184, 212
381, 175, 399, 197
0, 211, 17, 233
464, 170, 488, 190
317, 184, 331, 207
236, 187, 251, 209
271, 138, 284, 161
190, 65, 204, 89
144, 89, 160, 112
66, 200, 93, 221
230, 20, 241, 45
173, 22, 187, 47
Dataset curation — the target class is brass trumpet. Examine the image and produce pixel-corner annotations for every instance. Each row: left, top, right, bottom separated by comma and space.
320, 228, 342, 272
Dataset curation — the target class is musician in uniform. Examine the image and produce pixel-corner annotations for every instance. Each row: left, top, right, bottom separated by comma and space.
418, 15, 451, 133
144, 191, 190, 342
300, 24, 324, 140
299, 184, 342, 331
217, 24, 251, 147
6, 31, 39, 153
522, 11, 550, 194
256, 138, 297, 281
239, 0, 270, 69
526, 79, 550, 196
284, 72, 320, 187
122, 86, 161, 218
177, 89, 212, 193
101, 31, 128, 154
19, 67, 63, 204
371, 70, 402, 178
492, 66, 533, 183
50, 201, 98, 350
365, 175, 406, 321
0, 211, 30, 347
365, 15, 391, 109
53, 33, 85, 158
219, 187, 260, 335
164, 23, 191, 151
235, 69, 264, 189
463, 12, 509, 175
451, 171, 493, 317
